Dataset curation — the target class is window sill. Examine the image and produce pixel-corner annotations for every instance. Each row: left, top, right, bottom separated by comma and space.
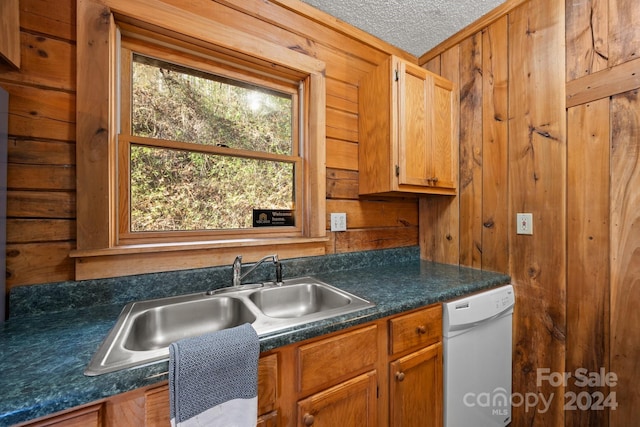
70, 237, 329, 280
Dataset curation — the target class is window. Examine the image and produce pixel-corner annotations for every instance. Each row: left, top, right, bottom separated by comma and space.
74, 0, 327, 280
118, 43, 303, 242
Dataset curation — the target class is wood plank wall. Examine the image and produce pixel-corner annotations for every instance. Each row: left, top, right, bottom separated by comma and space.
423, 1, 567, 425
0, 0, 418, 291
421, 0, 640, 425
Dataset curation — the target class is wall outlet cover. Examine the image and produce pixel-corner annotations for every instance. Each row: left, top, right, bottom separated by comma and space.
516, 213, 533, 235
330, 213, 347, 232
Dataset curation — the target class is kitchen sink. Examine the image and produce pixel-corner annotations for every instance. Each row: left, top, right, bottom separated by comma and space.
123, 297, 256, 351
249, 283, 351, 318
85, 277, 374, 376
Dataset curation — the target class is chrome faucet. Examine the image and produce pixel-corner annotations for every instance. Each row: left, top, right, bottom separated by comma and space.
232, 254, 282, 287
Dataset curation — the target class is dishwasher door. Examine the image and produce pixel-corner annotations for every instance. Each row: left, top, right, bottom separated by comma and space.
443, 285, 515, 427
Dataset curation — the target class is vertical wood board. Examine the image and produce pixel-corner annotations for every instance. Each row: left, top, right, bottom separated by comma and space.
458, 34, 483, 268
508, 0, 567, 424
566, 99, 611, 427
609, 89, 640, 426
565, 0, 608, 80
481, 17, 509, 274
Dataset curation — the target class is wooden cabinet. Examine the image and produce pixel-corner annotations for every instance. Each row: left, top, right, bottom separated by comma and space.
388, 305, 443, 427
359, 55, 457, 196
296, 325, 378, 426
297, 371, 378, 427
19, 305, 444, 427
390, 344, 443, 427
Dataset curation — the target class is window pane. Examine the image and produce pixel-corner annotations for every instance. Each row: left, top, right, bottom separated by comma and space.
130, 145, 295, 232
131, 55, 293, 155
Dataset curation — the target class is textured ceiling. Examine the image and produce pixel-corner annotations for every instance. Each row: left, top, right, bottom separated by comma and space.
301, 0, 505, 57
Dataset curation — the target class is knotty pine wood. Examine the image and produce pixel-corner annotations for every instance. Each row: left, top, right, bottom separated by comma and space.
458, 33, 483, 269
480, 16, 509, 274
565, 0, 608, 80
566, 57, 640, 108
20, 0, 76, 42
419, 46, 460, 265
508, 2, 567, 425
610, 90, 640, 426
609, 0, 640, 67
2, 82, 75, 142
566, 99, 611, 427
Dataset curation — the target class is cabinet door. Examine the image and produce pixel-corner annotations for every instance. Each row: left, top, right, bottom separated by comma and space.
398, 60, 432, 188
397, 61, 456, 192
390, 343, 443, 427
297, 371, 377, 427
429, 74, 456, 190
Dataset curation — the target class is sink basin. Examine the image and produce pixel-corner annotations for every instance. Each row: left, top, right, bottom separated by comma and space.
85, 277, 374, 376
249, 283, 351, 318
123, 297, 256, 351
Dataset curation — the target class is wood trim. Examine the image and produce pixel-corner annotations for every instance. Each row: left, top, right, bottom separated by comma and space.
103, 0, 325, 74
76, 0, 327, 279
418, 0, 529, 65
566, 57, 640, 108
73, 239, 327, 280
265, 0, 416, 63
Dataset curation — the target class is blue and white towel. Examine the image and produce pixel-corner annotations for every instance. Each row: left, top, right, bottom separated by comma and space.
169, 323, 260, 427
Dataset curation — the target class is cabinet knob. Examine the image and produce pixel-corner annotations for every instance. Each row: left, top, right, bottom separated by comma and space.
303, 414, 315, 426
432, 177, 439, 184
416, 325, 427, 335
396, 371, 405, 381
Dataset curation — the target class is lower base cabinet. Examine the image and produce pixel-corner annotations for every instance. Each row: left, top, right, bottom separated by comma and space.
18, 305, 443, 427
297, 371, 378, 427
390, 343, 443, 427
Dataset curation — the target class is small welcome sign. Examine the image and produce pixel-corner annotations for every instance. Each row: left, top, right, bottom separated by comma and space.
253, 209, 295, 227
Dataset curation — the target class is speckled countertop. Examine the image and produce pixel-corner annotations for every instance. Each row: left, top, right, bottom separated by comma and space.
0, 247, 510, 426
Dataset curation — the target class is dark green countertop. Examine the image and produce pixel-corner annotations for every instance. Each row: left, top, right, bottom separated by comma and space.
0, 248, 510, 426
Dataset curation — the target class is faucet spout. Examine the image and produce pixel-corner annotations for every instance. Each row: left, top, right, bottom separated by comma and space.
232, 254, 281, 287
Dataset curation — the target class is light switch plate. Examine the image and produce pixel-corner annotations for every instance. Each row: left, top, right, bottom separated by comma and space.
330, 213, 347, 231
516, 213, 533, 235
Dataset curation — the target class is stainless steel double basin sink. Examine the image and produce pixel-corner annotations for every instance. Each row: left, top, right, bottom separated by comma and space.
85, 277, 374, 376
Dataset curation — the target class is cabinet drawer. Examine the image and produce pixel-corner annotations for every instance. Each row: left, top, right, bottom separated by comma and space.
298, 325, 378, 394
18, 404, 103, 427
389, 305, 441, 355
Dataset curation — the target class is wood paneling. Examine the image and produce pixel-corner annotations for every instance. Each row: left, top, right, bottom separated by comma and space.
458, 33, 483, 268
3, 0, 416, 288
567, 98, 610, 427
419, 46, 460, 266
480, 17, 509, 273
566, 0, 608, 80
610, 89, 640, 426
609, 0, 640, 67
509, 2, 567, 424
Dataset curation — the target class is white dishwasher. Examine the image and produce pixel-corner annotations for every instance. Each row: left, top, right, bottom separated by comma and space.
442, 285, 515, 427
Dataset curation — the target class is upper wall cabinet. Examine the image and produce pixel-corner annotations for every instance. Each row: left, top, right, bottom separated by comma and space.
358, 56, 457, 196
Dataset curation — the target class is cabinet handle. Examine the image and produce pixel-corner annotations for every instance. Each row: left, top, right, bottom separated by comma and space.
396, 371, 405, 381
432, 177, 439, 184
303, 414, 315, 426
416, 325, 427, 335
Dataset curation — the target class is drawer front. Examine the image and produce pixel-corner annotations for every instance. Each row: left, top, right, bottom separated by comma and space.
298, 325, 378, 394
389, 305, 441, 355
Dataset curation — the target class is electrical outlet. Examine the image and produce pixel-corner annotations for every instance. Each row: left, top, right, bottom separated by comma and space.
516, 213, 533, 235
330, 213, 347, 232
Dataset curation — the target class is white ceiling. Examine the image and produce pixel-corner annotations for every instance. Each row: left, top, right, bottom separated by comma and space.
301, 0, 505, 57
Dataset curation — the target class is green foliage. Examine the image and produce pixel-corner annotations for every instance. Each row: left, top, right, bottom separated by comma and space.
129, 56, 295, 232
